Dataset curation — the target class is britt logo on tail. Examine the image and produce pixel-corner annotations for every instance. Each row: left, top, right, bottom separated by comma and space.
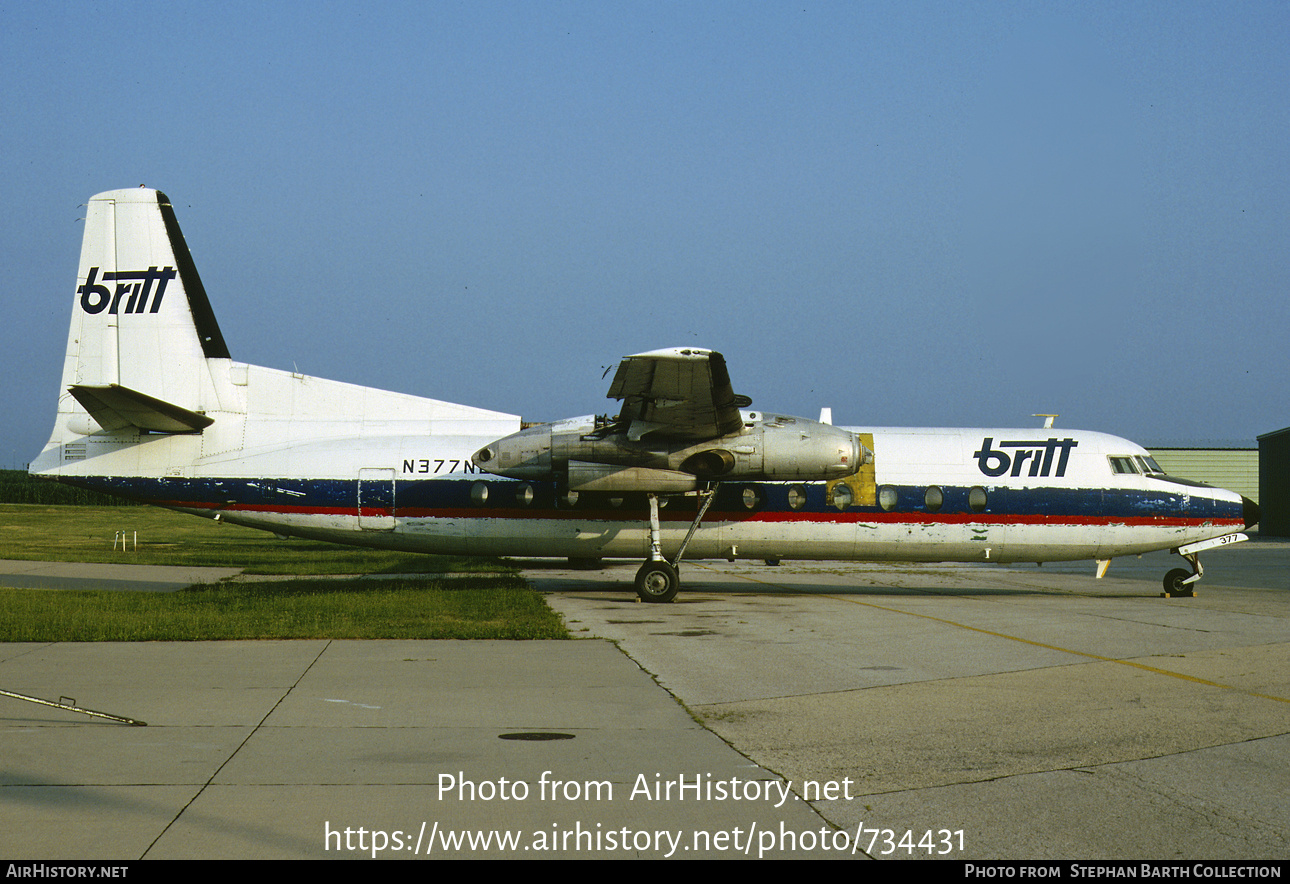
78, 266, 177, 315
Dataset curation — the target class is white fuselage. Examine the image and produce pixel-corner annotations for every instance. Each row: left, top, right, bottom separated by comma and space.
33, 396, 1248, 567
30, 187, 1251, 573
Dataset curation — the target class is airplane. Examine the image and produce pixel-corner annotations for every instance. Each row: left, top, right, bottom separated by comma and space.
30, 188, 1260, 603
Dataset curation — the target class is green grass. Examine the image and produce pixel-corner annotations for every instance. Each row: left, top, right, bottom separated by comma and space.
0, 504, 568, 641
0, 576, 566, 641
0, 504, 509, 574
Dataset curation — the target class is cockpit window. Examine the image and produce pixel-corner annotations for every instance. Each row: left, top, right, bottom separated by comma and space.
1135, 455, 1164, 475
1108, 456, 1139, 474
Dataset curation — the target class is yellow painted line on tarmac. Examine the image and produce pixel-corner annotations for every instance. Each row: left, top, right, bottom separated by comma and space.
705, 565, 1290, 705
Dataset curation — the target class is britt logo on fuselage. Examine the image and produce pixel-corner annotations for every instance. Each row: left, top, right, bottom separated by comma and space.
78, 266, 177, 315
974, 437, 1078, 478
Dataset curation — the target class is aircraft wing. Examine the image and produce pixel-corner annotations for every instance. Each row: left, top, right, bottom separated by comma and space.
606, 348, 748, 441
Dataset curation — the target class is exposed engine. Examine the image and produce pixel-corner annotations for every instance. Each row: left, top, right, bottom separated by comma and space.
472, 411, 871, 492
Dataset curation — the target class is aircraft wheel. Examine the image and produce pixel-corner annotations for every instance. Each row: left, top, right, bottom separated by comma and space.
1163, 568, 1194, 597
635, 560, 679, 603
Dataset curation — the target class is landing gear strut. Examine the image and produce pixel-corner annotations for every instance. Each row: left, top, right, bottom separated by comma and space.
634, 485, 719, 603
1163, 532, 1249, 598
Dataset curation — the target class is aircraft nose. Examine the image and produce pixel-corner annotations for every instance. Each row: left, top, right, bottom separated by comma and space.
1242, 496, 1261, 530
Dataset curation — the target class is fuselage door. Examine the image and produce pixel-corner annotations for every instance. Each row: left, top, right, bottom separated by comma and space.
358, 468, 396, 531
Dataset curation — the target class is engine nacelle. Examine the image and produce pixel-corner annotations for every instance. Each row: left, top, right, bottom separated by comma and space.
689, 415, 865, 481
472, 422, 557, 481
472, 412, 869, 487
567, 461, 698, 493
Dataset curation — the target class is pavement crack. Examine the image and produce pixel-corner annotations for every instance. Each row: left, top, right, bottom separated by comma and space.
139, 640, 332, 858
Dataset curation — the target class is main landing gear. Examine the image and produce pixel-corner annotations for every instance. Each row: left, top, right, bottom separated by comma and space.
634, 486, 719, 603
1162, 533, 1249, 597
635, 559, 680, 603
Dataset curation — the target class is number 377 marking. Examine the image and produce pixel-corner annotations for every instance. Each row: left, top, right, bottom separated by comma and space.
402, 459, 478, 475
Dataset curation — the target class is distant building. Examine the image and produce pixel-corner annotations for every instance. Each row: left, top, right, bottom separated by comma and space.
1257, 428, 1290, 537
1144, 441, 1259, 505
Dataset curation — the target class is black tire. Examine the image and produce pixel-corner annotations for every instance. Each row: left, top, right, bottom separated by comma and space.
635, 560, 679, 603
1163, 568, 1194, 596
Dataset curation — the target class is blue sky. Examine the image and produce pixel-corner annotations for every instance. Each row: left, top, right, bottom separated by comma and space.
3, 1, 1287, 467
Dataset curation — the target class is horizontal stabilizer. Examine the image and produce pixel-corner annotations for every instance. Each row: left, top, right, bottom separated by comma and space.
68, 383, 214, 434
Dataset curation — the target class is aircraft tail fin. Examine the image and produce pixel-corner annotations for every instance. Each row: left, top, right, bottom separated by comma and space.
55, 187, 227, 434
34, 187, 522, 479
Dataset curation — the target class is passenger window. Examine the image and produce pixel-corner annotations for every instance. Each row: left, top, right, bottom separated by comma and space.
878, 485, 898, 512
787, 485, 807, 510
924, 486, 943, 513
831, 484, 853, 510
969, 486, 987, 513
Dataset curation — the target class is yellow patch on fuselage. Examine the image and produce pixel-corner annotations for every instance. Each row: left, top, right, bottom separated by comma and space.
826, 432, 875, 508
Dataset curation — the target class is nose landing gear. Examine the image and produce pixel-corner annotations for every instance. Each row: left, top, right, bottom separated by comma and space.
1163, 566, 1198, 597
1163, 533, 1249, 597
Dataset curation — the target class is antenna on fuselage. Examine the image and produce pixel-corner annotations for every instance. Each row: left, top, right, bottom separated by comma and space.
1034, 414, 1058, 429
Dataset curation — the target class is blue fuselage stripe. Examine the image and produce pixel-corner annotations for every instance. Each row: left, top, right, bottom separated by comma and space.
57, 475, 1243, 524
